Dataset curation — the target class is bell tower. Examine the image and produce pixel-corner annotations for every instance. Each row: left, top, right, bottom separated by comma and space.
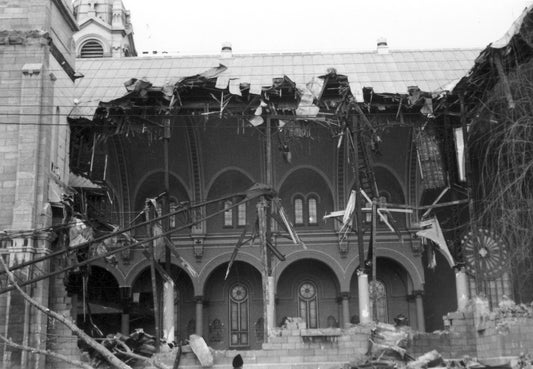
72, 0, 137, 58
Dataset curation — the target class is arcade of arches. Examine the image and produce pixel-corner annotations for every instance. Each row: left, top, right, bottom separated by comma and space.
72, 257, 422, 350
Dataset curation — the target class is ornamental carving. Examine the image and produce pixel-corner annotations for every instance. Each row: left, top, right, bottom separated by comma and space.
0, 30, 49, 46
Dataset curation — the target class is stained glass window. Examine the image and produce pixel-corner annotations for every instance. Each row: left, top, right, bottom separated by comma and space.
298, 281, 318, 328
229, 284, 249, 347
224, 200, 233, 227
237, 203, 246, 226
294, 197, 304, 225
308, 197, 318, 224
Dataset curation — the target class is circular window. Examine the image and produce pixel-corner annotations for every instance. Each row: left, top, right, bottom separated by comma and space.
299, 282, 316, 299
231, 285, 247, 301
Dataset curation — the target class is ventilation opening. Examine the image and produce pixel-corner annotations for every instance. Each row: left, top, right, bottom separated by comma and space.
80, 40, 104, 58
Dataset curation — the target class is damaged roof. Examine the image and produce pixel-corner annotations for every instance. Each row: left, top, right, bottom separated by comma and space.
451, 3, 533, 109
72, 48, 480, 116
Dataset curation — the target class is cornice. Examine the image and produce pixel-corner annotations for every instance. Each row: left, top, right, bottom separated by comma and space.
52, 0, 79, 32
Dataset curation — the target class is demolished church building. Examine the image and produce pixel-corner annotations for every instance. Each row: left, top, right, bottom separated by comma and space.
3, 0, 533, 367
62, 41, 482, 348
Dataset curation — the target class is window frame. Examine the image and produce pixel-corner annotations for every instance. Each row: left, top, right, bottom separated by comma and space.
223, 200, 233, 227
306, 193, 320, 225
293, 195, 305, 225
229, 283, 250, 348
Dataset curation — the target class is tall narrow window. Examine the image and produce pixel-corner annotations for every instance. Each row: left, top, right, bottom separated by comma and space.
237, 203, 246, 226
224, 200, 233, 227
229, 284, 249, 347
294, 197, 304, 225
298, 281, 318, 328
308, 197, 318, 225
169, 199, 178, 228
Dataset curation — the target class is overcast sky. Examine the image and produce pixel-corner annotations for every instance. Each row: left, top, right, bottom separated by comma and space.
124, 0, 532, 55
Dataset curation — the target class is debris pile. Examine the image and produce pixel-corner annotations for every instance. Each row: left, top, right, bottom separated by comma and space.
80, 328, 176, 368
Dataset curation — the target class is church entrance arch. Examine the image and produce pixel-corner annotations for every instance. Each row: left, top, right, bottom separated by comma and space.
277, 259, 340, 329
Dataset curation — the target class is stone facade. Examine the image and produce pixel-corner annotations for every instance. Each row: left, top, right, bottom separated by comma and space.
0, 1, 79, 368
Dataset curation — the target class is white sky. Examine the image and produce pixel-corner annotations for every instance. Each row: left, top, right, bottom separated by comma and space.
124, 0, 532, 55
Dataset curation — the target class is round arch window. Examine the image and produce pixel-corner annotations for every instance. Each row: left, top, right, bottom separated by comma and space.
80, 39, 104, 58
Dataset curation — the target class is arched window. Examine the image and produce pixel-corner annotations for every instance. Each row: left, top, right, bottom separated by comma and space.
80, 39, 104, 58
298, 281, 318, 328
223, 200, 246, 227
308, 197, 318, 225
229, 284, 249, 347
224, 200, 233, 227
294, 197, 304, 225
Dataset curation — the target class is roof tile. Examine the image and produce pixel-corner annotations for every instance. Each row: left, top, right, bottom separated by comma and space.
74, 48, 480, 111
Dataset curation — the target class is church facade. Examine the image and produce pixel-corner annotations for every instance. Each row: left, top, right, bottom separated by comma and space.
0, 1, 522, 368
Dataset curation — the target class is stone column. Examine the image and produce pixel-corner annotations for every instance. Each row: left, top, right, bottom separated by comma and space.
413, 290, 425, 332
340, 293, 351, 328
455, 266, 469, 311
119, 287, 131, 336
1, 231, 55, 369
194, 296, 203, 336
162, 280, 175, 342
266, 276, 275, 333
358, 272, 371, 324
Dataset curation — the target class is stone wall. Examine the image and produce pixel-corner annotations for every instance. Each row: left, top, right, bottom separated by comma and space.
147, 312, 533, 369
411, 310, 533, 363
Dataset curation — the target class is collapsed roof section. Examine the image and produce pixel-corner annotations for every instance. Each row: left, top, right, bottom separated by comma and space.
69, 48, 479, 124
449, 3, 533, 114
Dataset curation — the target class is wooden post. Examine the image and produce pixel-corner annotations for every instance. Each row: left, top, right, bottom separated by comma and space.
261, 116, 275, 340
459, 94, 481, 294
258, 199, 273, 341
146, 204, 161, 351
371, 198, 378, 321
352, 115, 371, 324
162, 116, 175, 343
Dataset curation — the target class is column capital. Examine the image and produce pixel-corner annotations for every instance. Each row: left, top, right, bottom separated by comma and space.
453, 262, 467, 272
193, 295, 204, 303
412, 289, 424, 297
337, 292, 351, 304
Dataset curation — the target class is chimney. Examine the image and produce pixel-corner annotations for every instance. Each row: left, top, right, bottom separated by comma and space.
377, 37, 389, 54
221, 42, 233, 59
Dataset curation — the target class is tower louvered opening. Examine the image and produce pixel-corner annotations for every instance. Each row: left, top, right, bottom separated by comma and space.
80, 40, 104, 58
